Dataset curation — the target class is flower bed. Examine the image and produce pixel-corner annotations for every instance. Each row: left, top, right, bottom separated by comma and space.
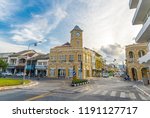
71, 79, 89, 86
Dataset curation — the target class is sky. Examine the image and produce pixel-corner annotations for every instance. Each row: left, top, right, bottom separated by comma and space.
0, 0, 142, 64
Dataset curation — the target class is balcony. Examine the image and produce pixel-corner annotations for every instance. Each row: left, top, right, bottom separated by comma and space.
35, 65, 47, 70
132, 0, 150, 25
17, 63, 25, 66
135, 16, 150, 43
129, 0, 139, 9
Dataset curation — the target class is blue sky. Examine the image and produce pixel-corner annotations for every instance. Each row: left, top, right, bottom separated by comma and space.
0, 0, 142, 63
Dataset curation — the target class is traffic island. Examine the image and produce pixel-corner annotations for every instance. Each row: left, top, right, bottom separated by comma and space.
71, 79, 89, 87
0, 78, 38, 91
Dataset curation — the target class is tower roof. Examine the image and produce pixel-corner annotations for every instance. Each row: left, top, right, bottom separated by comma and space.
71, 25, 83, 32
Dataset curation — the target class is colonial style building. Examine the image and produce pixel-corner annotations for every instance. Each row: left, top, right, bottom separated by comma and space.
126, 43, 149, 81
90, 49, 104, 77
34, 54, 49, 77
48, 26, 103, 79
7, 50, 37, 74
0, 53, 14, 72
0, 50, 49, 77
129, 0, 150, 80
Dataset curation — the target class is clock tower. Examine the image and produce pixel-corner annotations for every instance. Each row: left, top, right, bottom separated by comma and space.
70, 25, 83, 48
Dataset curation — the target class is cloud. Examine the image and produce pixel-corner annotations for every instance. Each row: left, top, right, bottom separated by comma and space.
11, 5, 68, 43
0, 0, 21, 21
0, 40, 26, 53
68, 0, 141, 48
48, 37, 62, 46
100, 43, 125, 64
100, 43, 123, 56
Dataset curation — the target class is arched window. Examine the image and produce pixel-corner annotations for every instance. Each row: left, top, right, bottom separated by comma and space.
129, 51, 134, 58
138, 50, 145, 58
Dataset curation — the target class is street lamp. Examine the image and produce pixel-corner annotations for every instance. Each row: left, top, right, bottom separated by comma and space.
22, 41, 42, 84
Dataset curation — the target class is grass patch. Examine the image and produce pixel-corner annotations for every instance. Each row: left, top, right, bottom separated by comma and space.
0, 78, 30, 87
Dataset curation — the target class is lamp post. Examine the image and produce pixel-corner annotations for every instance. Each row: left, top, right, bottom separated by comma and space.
22, 41, 42, 84
80, 61, 82, 79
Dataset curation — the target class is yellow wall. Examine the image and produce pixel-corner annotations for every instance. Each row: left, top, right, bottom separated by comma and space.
126, 43, 149, 81
48, 26, 93, 79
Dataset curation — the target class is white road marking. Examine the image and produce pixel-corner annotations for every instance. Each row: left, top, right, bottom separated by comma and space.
92, 90, 101, 95
138, 94, 147, 100
129, 93, 136, 99
101, 90, 108, 95
110, 91, 117, 97
120, 92, 126, 98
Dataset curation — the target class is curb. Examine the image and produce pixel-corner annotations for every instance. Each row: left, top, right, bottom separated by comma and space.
71, 81, 89, 87
133, 85, 150, 97
0, 81, 39, 91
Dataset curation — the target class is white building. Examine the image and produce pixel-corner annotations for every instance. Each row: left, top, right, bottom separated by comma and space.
35, 54, 49, 77
129, 0, 150, 78
7, 50, 36, 74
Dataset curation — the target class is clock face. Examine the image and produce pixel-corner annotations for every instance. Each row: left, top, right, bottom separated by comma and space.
76, 32, 80, 37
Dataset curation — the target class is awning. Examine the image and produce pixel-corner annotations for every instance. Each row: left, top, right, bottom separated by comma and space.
139, 51, 150, 64
7, 66, 15, 69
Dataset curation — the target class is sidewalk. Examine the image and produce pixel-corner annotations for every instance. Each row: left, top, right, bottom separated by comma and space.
133, 81, 150, 97
0, 81, 38, 91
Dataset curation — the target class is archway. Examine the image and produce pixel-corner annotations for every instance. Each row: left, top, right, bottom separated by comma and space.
141, 68, 148, 78
131, 68, 138, 81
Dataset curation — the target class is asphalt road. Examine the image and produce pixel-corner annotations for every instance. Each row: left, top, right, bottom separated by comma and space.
0, 77, 149, 101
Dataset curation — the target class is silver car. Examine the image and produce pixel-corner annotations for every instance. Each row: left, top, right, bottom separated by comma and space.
1, 72, 13, 76
102, 73, 109, 78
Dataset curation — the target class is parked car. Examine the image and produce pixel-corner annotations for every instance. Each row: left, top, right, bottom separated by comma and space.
0, 72, 2, 77
102, 73, 109, 78
1, 72, 13, 76
16, 72, 24, 77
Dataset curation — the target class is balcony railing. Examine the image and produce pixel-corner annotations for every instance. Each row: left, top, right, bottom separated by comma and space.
129, 0, 139, 9
135, 16, 150, 43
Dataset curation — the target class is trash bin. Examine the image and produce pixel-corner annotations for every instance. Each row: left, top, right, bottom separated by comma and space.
143, 78, 149, 85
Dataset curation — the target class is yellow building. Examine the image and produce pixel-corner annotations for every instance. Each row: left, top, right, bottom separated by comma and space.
126, 43, 149, 81
48, 26, 93, 79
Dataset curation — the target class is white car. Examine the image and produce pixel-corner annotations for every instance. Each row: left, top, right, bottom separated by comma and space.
102, 73, 109, 78
1, 72, 13, 76
16, 72, 24, 77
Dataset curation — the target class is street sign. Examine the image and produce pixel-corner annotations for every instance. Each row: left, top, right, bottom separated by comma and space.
73, 71, 76, 76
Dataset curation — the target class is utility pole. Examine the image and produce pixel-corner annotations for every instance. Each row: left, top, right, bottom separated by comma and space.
22, 41, 42, 84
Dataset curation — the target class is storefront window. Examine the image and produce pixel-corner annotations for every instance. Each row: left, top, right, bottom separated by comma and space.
50, 69, 55, 76
68, 68, 73, 77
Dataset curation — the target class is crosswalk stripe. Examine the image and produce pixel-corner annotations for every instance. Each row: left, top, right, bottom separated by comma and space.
129, 93, 136, 99
92, 90, 101, 95
84, 90, 94, 95
138, 94, 147, 100
101, 90, 108, 95
120, 92, 126, 98
110, 91, 116, 97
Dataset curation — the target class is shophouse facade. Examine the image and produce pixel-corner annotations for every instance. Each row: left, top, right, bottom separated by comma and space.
126, 43, 148, 81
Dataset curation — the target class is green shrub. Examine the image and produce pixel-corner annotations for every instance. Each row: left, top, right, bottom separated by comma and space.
72, 79, 88, 84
